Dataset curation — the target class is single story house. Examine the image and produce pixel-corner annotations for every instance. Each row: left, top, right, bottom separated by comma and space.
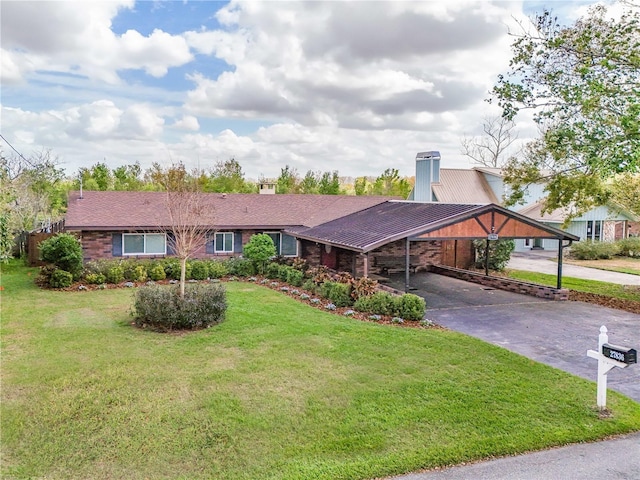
64, 190, 579, 293
64, 190, 392, 261
409, 152, 638, 251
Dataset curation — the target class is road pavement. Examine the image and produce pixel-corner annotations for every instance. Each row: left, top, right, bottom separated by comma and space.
381, 259, 640, 480
507, 250, 640, 286
388, 432, 640, 480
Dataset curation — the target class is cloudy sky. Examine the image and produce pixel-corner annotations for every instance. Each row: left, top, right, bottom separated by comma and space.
1, 0, 603, 181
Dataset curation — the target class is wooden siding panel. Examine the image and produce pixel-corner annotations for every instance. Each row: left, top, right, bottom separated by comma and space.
416, 214, 566, 239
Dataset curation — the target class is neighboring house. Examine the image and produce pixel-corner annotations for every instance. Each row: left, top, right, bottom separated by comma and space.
409, 152, 637, 251
64, 190, 578, 291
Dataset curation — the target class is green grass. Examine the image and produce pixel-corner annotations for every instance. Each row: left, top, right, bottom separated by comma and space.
505, 269, 640, 302
2, 261, 640, 480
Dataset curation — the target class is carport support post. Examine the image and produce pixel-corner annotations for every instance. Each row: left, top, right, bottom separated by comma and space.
557, 240, 564, 289
484, 239, 490, 277
405, 237, 410, 293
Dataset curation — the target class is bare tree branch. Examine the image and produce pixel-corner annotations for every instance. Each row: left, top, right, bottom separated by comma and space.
461, 116, 519, 168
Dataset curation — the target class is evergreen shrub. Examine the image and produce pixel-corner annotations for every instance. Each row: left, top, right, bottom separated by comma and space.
617, 237, 640, 257
206, 260, 228, 278
50, 269, 73, 288
39, 233, 83, 279
189, 260, 209, 280
133, 283, 227, 331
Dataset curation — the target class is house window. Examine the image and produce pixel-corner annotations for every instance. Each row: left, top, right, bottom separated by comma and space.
524, 239, 531, 247
586, 221, 602, 241
266, 232, 298, 256
215, 232, 234, 253
123, 233, 166, 255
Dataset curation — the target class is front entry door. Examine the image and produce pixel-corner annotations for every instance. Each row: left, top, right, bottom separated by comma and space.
321, 244, 337, 270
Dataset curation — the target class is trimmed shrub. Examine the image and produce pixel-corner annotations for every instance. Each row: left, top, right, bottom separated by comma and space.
163, 260, 191, 280
130, 265, 148, 283
50, 269, 73, 288
148, 264, 166, 281
570, 241, 619, 260
243, 233, 277, 274
473, 239, 515, 271
39, 233, 83, 279
266, 262, 281, 279
132, 283, 227, 331
365, 291, 397, 316
189, 260, 208, 280
206, 260, 228, 279
225, 257, 255, 277
354, 295, 372, 313
327, 282, 353, 307
397, 294, 426, 321
286, 268, 304, 287
84, 259, 115, 277
84, 272, 106, 285
278, 264, 291, 282
616, 237, 640, 258
302, 279, 316, 293
106, 265, 125, 284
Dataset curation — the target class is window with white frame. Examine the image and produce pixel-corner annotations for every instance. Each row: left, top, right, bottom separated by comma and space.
266, 232, 298, 256
586, 220, 602, 241
123, 233, 166, 255
215, 232, 234, 253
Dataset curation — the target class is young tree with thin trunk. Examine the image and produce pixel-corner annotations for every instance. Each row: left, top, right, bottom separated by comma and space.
155, 163, 214, 298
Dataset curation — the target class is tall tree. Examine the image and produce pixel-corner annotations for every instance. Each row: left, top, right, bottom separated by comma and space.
354, 177, 369, 196
205, 158, 255, 193
318, 171, 342, 195
369, 168, 412, 198
276, 165, 300, 194
609, 173, 640, 217
113, 162, 143, 191
1, 149, 65, 234
300, 170, 320, 194
461, 116, 519, 168
492, 3, 640, 216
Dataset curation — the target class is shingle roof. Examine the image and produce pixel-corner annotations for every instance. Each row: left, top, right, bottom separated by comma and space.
287, 201, 580, 252
432, 169, 499, 204
287, 201, 484, 252
64, 191, 393, 230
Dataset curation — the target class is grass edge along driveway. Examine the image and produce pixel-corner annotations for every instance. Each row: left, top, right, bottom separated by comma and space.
2, 264, 640, 480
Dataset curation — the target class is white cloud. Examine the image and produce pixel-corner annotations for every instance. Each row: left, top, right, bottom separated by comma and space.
0, 0, 192, 84
1, 0, 557, 181
173, 115, 200, 131
183, 0, 518, 135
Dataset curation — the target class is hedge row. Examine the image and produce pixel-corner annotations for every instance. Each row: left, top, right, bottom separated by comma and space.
569, 237, 640, 260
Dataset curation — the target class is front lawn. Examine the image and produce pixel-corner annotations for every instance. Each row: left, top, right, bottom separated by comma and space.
2, 263, 640, 480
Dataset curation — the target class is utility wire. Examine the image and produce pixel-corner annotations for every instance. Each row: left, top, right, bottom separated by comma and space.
0, 133, 30, 163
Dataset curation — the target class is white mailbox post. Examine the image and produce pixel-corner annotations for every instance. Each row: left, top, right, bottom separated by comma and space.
586, 325, 637, 410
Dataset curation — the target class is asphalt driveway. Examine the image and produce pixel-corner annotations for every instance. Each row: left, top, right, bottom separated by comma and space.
387, 272, 640, 403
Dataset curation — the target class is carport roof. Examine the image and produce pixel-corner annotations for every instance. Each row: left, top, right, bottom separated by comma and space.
285, 201, 580, 252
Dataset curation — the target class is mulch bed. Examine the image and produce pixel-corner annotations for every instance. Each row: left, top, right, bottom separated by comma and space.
568, 291, 640, 315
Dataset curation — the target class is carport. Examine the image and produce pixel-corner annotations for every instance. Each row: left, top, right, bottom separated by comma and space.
287, 201, 579, 292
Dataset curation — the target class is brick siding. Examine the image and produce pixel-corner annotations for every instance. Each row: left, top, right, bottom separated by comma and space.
431, 265, 570, 301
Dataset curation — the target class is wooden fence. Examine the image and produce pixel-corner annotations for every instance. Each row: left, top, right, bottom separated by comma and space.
24, 220, 66, 266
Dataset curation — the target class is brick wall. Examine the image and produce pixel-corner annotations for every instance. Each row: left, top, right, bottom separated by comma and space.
431, 265, 570, 301
301, 240, 321, 266
81, 231, 115, 261
78, 229, 258, 262
368, 240, 442, 275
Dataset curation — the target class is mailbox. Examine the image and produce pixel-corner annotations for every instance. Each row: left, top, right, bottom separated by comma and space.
602, 343, 637, 365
